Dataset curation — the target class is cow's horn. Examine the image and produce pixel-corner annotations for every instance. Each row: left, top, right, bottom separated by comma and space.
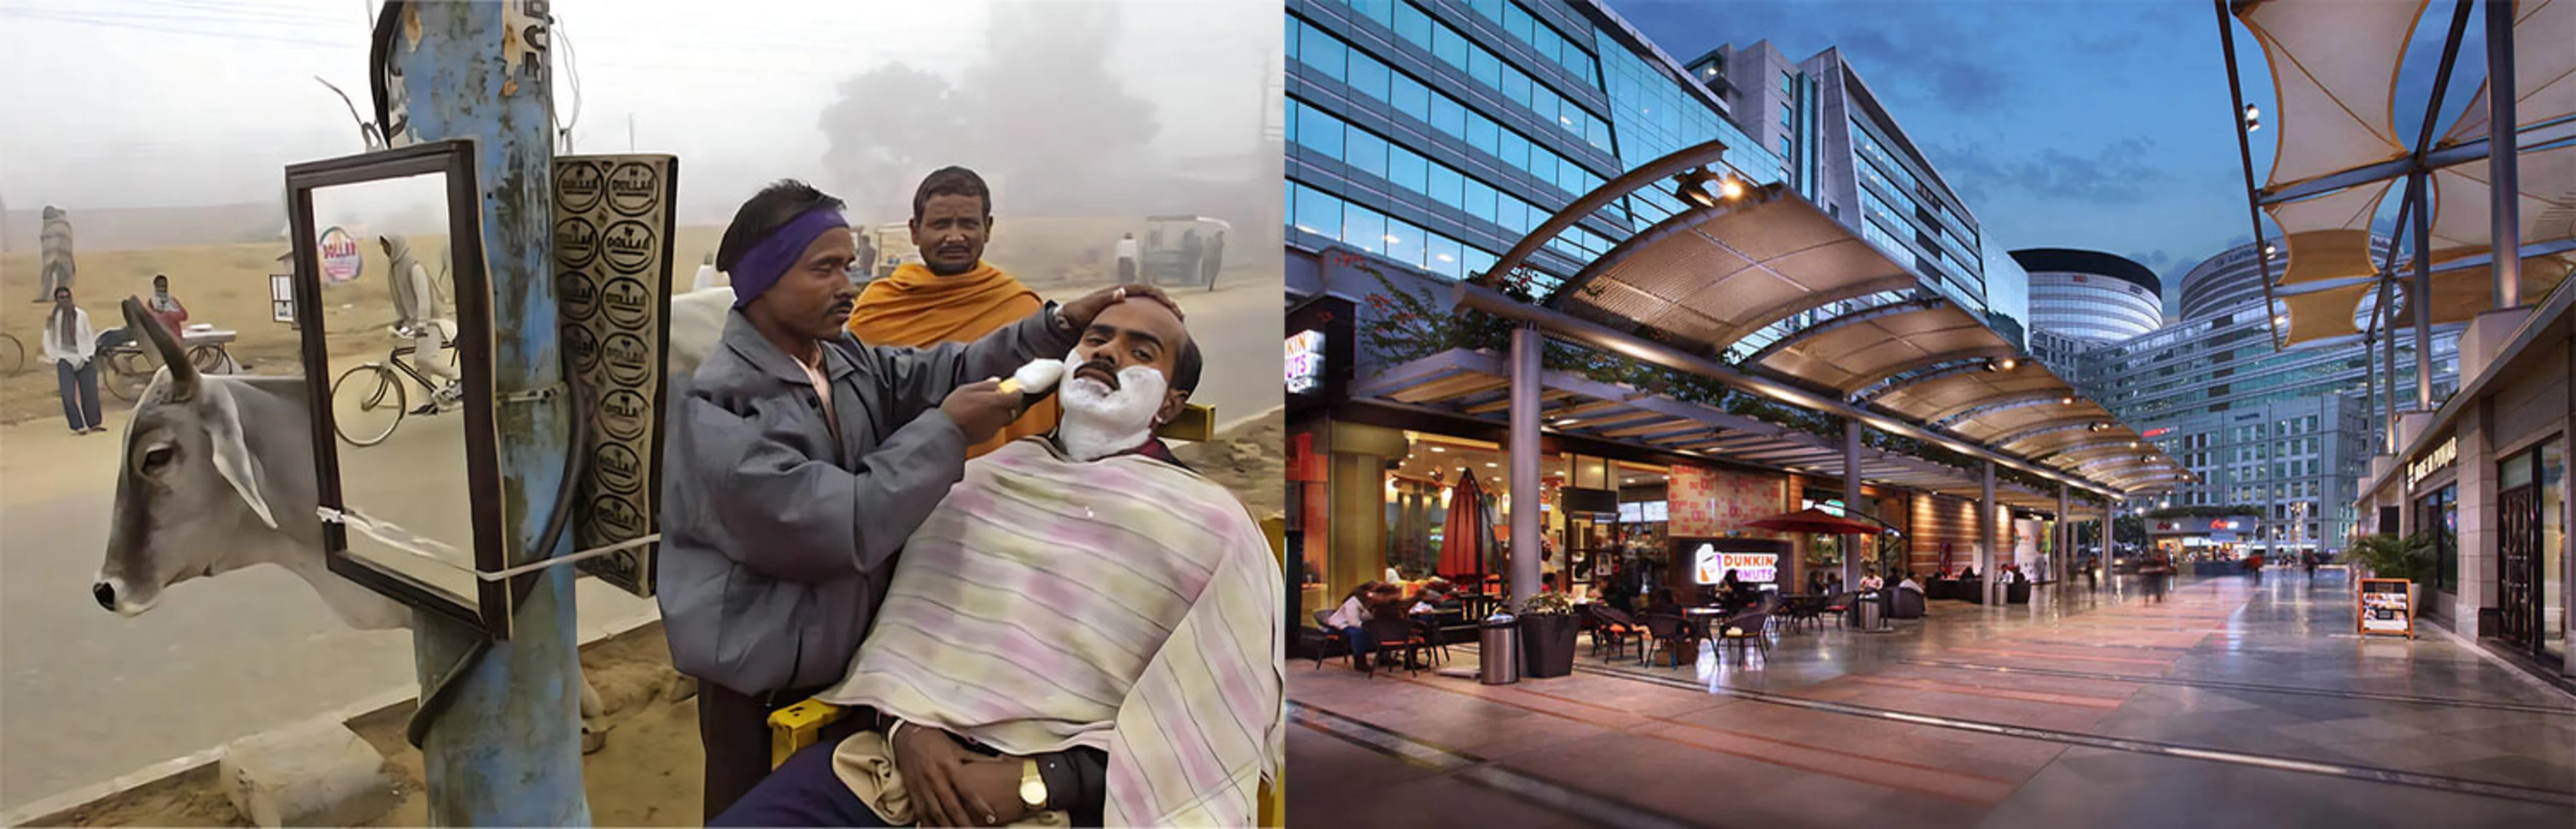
120, 296, 197, 400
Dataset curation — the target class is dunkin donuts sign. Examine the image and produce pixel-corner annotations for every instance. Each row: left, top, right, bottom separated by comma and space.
552, 154, 678, 597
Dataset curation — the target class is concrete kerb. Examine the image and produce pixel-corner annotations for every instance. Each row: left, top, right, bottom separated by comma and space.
0, 607, 666, 826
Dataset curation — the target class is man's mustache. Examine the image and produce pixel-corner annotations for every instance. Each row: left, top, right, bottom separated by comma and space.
1073, 360, 1122, 390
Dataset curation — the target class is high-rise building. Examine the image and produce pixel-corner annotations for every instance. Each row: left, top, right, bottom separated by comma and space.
1686, 42, 1989, 317
2011, 247, 2163, 378
2176, 235, 2395, 321
2073, 239, 2464, 555
1283, 0, 1779, 295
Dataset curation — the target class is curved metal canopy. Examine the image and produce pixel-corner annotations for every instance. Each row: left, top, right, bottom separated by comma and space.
1455, 138, 2192, 497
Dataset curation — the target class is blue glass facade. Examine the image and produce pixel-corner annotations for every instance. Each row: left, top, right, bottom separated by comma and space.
1285, 0, 1785, 294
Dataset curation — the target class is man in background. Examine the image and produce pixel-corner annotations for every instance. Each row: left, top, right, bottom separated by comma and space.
378, 235, 458, 415
144, 274, 189, 335
844, 167, 1057, 459
692, 252, 722, 292
1201, 229, 1225, 287
1113, 231, 1139, 286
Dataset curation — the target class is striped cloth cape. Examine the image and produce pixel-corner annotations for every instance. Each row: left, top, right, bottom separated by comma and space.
818, 437, 1285, 827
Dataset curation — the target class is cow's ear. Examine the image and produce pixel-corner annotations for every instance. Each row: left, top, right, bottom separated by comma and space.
205, 384, 278, 529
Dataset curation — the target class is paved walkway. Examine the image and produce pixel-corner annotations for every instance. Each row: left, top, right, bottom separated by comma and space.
1287, 571, 2576, 828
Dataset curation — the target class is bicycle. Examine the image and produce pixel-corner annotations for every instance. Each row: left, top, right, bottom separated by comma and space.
95, 331, 232, 402
331, 331, 460, 447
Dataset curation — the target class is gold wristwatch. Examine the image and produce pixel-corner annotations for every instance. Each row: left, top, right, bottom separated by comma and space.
1019, 758, 1049, 812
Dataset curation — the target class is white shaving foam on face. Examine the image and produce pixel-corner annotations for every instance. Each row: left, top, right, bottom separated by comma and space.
1057, 355, 1165, 461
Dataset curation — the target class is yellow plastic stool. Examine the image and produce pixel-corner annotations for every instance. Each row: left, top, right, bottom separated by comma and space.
767, 698, 850, 769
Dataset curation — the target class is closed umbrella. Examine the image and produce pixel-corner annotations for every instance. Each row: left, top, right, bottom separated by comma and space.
1440, 470, 1495, 597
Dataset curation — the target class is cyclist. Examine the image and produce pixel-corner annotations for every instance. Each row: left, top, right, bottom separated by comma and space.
380, 235, 459, 415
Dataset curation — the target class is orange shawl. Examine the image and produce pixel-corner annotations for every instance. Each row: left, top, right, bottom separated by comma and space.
845, 262, 1057, 458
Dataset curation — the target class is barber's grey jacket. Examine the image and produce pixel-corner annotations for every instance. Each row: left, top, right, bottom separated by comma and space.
659, 305, 1077, 696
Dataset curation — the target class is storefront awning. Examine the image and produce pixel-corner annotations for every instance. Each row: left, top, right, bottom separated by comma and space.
1514, 184, 2182, 492
1353, 349, 2084, 510
1550, 185, 1918, 354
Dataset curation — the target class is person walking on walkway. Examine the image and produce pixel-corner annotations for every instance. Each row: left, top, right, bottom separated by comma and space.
42, 286, 102, 435
2141, 553, 2171, 604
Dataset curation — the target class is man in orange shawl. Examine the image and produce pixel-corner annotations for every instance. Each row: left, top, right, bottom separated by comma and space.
846, 166, 1057, 458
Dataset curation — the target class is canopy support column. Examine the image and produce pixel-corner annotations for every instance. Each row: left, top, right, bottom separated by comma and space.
1509, 324, 1543, 609
1980, 460, 1998, 606
2487, 0, 2522, 309
1844, 417, 1864, 591
2412, 170, 2437, 410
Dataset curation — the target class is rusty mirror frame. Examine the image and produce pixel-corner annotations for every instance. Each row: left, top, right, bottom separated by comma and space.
284, 139, 516, 640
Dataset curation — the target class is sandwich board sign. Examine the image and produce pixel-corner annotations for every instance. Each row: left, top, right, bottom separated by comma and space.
2357, 578, 2414, 639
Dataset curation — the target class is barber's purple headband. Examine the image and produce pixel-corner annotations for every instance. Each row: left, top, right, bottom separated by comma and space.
730, 207, 850, 309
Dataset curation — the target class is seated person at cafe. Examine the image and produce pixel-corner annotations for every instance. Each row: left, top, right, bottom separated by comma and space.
718, 298, 1282, 828
1326, 582, 1381, 665
1715, 569, 1759, 610
1806, 569, 1830, 596
1858, 567, 1886, 592
1413, 578, 1459, 614
1897, 571, 1924, 594
1644, 586, 1686, 616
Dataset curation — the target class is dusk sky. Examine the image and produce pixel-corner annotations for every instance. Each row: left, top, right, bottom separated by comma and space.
1607, 0, 2491, 318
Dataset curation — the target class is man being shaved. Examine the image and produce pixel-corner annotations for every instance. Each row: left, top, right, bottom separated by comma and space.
714, 297, 1283, 828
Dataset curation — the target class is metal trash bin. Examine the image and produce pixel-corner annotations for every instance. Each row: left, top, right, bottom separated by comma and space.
1858, 591, 1886, 631
1479, 613, 1521, 685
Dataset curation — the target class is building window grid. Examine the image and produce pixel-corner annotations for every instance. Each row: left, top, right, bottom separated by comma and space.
1290, 21, 1606, 200
1313, 0, 1610, 150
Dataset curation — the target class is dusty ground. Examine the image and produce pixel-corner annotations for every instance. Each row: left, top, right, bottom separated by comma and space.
0, 217, 1239, 425
22, 414, 1283, 827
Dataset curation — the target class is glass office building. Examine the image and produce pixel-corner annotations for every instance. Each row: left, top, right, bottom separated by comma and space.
2072, 240, 2466, 553
1284, 0, 1778, 296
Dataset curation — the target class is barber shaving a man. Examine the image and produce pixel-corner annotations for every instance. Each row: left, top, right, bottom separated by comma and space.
712, 296, 1284, 828
659, 179, 1181, 820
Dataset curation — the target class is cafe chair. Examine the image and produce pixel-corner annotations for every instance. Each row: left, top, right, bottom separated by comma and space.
1638, 612, 1694, 668
1716, 611, 1771, 663
1587, 605, 1640, 661
1821, 591, 1855, 629
1311, 609, 1358, 671
1364, 614, 1428, 678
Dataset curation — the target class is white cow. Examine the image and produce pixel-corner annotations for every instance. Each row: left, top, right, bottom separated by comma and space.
93, 287, 737, 749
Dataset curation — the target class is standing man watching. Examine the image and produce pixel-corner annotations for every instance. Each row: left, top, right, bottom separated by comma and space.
661, 178, 1176, 820
1113, 231, 1139, 286
845, 167, 1055, 458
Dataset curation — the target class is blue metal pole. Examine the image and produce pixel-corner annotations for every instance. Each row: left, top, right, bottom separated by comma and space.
387, 2, 589, 824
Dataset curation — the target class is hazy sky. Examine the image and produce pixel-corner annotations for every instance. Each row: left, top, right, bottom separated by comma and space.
1610, 0, 2495, 316
0, 0, 1279, 217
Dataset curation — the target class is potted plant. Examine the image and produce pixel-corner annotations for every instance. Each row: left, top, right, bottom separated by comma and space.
2345, 533, 2434, 584
1517, 591, 1580, 679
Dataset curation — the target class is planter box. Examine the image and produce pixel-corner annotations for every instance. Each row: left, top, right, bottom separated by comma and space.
1519, 614, 1578, 678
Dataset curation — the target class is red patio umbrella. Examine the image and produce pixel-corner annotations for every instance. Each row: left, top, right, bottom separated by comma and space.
1740, 507, 1891, 537
1440, 470, 1496, 593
